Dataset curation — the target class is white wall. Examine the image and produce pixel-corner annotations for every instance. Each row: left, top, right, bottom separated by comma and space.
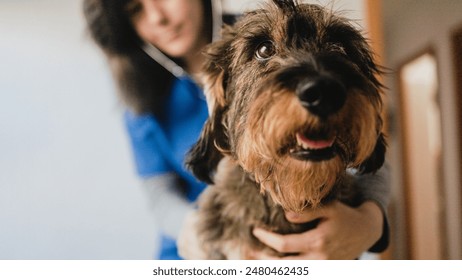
223, 0, 365, 27
0, 0, 157, 259
0, 0, 366, 259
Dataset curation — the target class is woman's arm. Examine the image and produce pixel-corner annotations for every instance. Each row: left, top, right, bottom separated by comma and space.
142, 173, 211, 259
142, 173, 194, 239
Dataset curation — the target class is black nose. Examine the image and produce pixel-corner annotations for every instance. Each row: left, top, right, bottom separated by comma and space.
297, 76, 347, 118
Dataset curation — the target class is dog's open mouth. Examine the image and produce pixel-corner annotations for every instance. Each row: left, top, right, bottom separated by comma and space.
289, 130, 337, 161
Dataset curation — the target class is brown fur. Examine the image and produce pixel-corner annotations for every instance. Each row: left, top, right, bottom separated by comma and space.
187, 0, 386, 259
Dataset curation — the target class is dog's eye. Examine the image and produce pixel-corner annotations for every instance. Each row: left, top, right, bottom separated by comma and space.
255, 41, 276, 61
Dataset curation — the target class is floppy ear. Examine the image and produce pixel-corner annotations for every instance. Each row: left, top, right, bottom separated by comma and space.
186, 25, 236, 184
357, 133, 387, 174
186, 70, 229, 184
186, 109, 227, 184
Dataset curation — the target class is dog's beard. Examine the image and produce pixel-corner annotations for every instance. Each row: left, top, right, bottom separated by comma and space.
255, 156, 344, 212
234, 87, 379, 212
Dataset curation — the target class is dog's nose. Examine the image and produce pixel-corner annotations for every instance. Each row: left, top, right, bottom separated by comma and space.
296, 76, 347, 118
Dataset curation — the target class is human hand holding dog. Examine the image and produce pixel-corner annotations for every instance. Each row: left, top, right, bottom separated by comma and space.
251, 201, 383, 259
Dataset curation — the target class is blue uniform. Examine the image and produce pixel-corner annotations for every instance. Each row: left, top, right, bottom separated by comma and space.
124, 76, 208, 259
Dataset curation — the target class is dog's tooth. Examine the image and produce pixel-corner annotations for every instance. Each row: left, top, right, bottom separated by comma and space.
296, 133, 305, 147
296, 133, 309, 149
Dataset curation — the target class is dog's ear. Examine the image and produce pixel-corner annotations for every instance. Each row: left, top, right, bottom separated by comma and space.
185, 27, 235, 184
357, 133, 387, 174
186, 99, 229, 184
188, 72, 229, 184
186, 26, 236, 184
201, 25, 235, 111
186, 114, 226, 184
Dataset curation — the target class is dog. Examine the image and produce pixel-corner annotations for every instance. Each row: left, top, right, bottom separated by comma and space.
185, 0, 386, 259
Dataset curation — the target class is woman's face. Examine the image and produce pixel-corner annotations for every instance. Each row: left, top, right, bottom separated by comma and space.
126, 0, 208, 58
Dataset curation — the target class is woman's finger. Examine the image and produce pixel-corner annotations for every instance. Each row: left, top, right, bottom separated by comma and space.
285, 202, 333, 223
252, 227, 312, 253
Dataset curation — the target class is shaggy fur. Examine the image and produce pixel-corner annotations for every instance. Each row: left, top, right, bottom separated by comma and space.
187, 0, 386, 259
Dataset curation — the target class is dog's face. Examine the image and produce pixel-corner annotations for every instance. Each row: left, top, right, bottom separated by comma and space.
188, 0, 386, 212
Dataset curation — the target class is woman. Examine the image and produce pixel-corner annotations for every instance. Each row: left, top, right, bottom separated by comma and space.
83, 0, 390, 260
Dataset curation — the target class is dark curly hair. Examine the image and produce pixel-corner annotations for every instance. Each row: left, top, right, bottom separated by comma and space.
83, 0, 213, 116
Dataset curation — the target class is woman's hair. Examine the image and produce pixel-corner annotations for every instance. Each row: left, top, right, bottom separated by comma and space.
83, 0, 213, 116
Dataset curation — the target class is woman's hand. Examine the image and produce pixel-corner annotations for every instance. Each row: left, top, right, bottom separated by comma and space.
251, 201, 383, 259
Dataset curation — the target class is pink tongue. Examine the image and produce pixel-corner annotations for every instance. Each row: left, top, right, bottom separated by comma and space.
296, 133, 335, 149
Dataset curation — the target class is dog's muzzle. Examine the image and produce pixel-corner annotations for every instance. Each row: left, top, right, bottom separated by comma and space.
288, 75, 347, 162
296, 75, 346, 119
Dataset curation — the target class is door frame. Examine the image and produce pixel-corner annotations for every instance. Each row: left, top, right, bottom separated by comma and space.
451, 24, 462, 255
396, 47, 447, 259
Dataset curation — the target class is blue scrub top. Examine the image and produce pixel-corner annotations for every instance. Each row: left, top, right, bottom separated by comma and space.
124, 77, 208, 259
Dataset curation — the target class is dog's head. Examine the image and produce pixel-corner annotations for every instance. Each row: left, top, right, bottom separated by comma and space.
188, 0, 386, 211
